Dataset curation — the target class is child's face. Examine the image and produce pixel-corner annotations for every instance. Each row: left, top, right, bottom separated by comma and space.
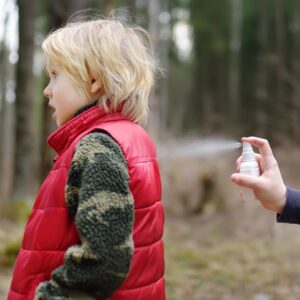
43, 65, 90, 127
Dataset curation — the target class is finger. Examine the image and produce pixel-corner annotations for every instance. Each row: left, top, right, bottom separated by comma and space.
231, 173, 260, 189
241, 137, 274, 158
255, 153, 262, 164
236, 156, 242, 171
236, 154, 261, 171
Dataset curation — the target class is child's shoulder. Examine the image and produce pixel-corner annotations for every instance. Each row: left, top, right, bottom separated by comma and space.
74, 130, 125, 161
78, 130, 119, 147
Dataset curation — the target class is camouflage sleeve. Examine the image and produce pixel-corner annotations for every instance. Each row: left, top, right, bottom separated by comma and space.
35, 132, 134, 300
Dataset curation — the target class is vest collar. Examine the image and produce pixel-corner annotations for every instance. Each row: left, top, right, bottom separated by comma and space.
48, 105, 109, 155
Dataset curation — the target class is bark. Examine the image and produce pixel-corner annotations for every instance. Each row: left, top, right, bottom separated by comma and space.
0, 37, 6, 183
0, 11, 15, 203
229, 0, 242, 124
126, 0, 136, 23
272, 0, 286, 144
39, 0, 89, 182
158, 0, 170, 138
1, 95, 15, 204
255, 0, 269, 137
290, 9, 300, 143
103, 0, 115, 15
147, 0, 160, 139
14, 0, 37, 200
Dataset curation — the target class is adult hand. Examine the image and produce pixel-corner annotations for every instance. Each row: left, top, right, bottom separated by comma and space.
231, 137, 287, 213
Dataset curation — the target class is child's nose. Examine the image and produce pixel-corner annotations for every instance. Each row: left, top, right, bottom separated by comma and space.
43, 85, 52, 98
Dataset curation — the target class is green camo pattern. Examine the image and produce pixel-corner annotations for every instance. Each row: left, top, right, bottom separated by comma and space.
35, 131, 134, 300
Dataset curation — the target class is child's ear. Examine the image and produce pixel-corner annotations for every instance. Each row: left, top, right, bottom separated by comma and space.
90, 79, 102, 94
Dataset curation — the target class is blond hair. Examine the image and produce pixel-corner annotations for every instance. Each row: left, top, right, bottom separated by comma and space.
42, 16, 159, 124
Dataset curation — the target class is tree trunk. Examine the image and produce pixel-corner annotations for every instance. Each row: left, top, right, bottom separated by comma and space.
147, 0, 160, 140
0, 11, 15, 204
1, 95, 15, 204
158, 0, 170, 138
39, 0, 90, 182
255, 0, 269, 137
291, 9, 300, 143
272, 0, 286, 144
14, 0, 36, 200
126, 0, 136, 23
103, 0, 115, 15
229, 0, 242, 126
0, 26, 6, 189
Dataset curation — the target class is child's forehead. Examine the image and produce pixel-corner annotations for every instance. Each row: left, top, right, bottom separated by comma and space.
44, 56, 60, 71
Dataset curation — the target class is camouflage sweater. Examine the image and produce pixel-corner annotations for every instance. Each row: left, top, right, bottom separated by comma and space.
35, 108, 134, 299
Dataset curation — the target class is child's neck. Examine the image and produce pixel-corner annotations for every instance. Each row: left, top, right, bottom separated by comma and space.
74, 100, 98, 117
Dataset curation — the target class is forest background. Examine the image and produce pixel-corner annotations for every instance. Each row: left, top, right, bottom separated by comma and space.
2, 0, 300, 299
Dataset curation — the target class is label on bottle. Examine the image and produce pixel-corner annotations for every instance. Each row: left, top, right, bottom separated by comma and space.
239, 162, 260, 177
239, 162, 260, 201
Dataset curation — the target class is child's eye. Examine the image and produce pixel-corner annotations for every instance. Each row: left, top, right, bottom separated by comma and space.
51, 71, 57, 77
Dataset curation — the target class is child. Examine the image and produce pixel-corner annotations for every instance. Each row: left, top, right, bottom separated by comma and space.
8, 16, 165, 300
231, 136, 300, 224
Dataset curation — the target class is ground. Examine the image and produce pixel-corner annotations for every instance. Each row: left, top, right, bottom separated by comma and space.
0, 218, 22, 298
2, 145, 300, 299
2, 210, 300, 300
165, 211, 300, 300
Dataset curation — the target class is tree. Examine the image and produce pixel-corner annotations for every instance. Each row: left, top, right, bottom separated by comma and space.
147, 0, 161, 139
0, 7, 15, 203
39, 0, 90, 181
271, 0, 287, 144
289, 2, 300, 142
188, 0, 230, 134
254, 0, 269, 138
229, 0, 242, 125
14, 0, 37, 200
126, 0, 136, 23
104, 0, 115, 15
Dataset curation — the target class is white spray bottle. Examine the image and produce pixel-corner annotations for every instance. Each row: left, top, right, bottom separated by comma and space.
239, 142, 260, 201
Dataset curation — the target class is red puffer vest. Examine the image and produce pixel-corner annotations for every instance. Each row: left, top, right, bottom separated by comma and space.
8, 106, 165, 300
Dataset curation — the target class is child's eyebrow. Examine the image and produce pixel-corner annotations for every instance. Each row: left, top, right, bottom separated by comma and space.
43, 58, 57, 74
43, 64, 58, 76
43, 66, 50, 76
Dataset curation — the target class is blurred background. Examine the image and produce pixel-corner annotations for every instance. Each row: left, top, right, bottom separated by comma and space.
2, 0, 300, 299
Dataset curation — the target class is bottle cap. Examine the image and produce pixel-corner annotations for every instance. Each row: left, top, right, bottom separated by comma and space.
242, 142, 256, 162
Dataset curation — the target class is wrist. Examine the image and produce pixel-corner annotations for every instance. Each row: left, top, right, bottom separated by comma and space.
276, 186, 287, 214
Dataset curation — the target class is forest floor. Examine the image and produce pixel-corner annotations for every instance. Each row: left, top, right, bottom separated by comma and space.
2, 211, 300, 300
0, 218, 23, 299
165, 211, 300, 300
2, 145, 300, 299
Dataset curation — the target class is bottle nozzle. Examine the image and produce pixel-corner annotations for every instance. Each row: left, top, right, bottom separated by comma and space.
242, 142, 256, 162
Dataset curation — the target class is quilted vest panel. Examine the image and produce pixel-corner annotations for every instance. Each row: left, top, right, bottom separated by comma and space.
7, 106, 165, 300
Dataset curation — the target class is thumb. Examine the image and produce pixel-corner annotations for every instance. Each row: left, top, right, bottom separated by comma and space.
231, 173, 259, 189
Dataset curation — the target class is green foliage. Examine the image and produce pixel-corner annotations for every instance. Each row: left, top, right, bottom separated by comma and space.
166, 0, 300, 143
0, 200, 32, 223
0, 201, 30, 268
241, 0, 260, 54
190, 0, 229, 55
0, 239, 21, 267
